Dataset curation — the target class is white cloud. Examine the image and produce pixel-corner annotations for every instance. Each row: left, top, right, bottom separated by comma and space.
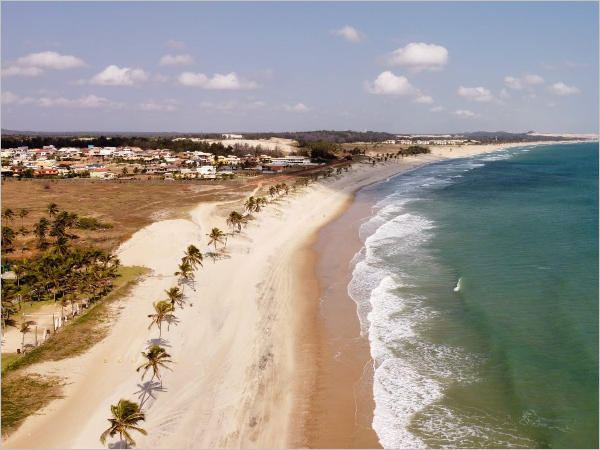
159, 54, 194, 67
177, 71, 258, 90
458, 86, 494, 102
364, 71, 419, 96
546, 101, 556, 107
383, 43, 449, 72
178, 72, 208, 87
153, 74, 170, 84
453, 109, 475, 118
285, 103, 310, 112
330, 25, 366, 43
200, 100, 266, 111
504, 76, 523, 90
523, 74, 545, 86
414, 95, 434, 104
138, 100, 177, 112
1, 66, 45, 77
163, 39, 185, 51
1, 91, 37, 105
90, 65, 149, 86
1, 91, 20, 104
16, 51, 86, 70
548, 82, 580, 96
430, 106, 444, 112
505, 74, 545, 90
38, 94, 123, 109
500, 88, 510, 99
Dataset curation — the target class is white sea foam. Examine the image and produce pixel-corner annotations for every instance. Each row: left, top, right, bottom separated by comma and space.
348, 157, 504, 448
454, 277, 462, 292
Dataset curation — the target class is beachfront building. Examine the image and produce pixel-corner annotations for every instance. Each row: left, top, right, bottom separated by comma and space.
270, 156, 313, 166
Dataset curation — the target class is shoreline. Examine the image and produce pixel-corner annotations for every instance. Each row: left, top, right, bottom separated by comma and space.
302, 140, 570, 448
2, 141, 568, 449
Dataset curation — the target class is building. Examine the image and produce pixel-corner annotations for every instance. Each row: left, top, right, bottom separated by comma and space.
222, 134, 243, 139
89, 168, 112, 179
34, 168, 59, 177
197, 166, 216, 176
270, 156, 313, 166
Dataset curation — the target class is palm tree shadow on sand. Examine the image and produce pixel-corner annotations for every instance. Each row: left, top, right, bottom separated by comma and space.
108, 439, 131, 449
145, 337, 171, 349
134, 380, 166, 409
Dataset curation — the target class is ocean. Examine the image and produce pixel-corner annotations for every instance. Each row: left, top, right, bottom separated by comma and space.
348, 142, 599, 449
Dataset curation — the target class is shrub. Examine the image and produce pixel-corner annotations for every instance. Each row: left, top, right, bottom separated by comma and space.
76, 217, 113, 230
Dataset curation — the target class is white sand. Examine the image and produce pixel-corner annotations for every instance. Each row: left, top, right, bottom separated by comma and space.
2, 143, 555, 449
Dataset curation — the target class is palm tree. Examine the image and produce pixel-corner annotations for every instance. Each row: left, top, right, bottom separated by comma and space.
1, 207, 15, 223
226, 211, 243, 235
20, 322, 31, 352
243, 197, 256, 214
207, 227, 225, 250
147, 300, 175, 338
268, 186, 277, 198
12, 263, 26, 287
33, 218, 50, 248
174, 261, 195, 290
183, 245, 203, 269
46, 203, 59, 218
164, 287, 184, 309
100, 399, 147, 449
53, 235, 70, 256
18, 209, 29, 227
1, 226, 16, 250
256, 197, 268, 210
136, 345, 174, 388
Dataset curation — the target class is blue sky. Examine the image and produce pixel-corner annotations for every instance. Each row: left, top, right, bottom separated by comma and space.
1, 2, 598, 133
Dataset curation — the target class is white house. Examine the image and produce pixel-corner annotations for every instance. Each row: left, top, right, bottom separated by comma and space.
197, 166, 216, 176
270, 156, 313, 166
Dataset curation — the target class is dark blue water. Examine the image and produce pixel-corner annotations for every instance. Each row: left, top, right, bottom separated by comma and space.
349, 142, 599, 448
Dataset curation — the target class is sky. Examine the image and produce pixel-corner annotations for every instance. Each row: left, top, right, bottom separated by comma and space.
1, 2, 598, 134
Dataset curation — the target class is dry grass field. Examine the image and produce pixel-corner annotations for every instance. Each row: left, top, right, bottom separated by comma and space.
1, 178, 255, 259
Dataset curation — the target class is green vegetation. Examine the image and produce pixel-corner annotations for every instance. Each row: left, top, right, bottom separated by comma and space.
100, 399, 147, 448
77, 217, 114, 230
136, 345, 174, 388
297, 140, 341, 160
399, 145, 431, 156
2, 266, 146, 375
1, 373, 63, 435
1, 353, 20, 372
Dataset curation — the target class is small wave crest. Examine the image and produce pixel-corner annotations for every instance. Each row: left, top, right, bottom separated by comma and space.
454, 277, 462, 292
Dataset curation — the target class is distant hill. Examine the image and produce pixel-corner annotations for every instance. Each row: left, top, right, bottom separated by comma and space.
1, 129, 586, 146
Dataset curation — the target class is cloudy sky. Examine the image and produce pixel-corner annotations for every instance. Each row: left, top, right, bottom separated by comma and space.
1, 2, 598, 133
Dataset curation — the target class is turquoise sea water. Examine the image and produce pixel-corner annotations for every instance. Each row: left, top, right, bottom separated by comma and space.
349, 142, 598, 448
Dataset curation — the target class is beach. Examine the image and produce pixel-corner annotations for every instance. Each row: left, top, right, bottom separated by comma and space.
2, 142, 572, 449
